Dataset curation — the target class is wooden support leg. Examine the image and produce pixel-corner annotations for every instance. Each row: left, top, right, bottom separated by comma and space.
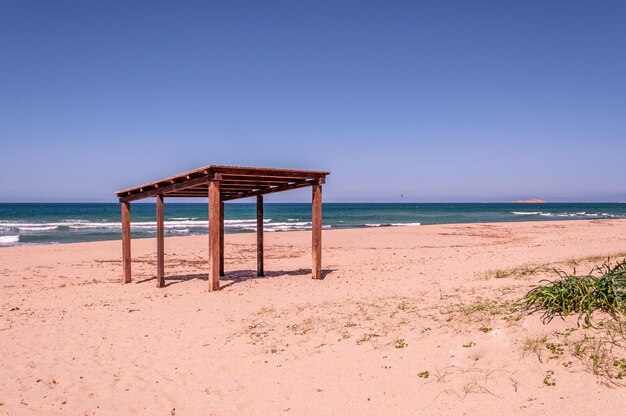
208, 180, 221, 291
257, 195, 264, 277
220, 201, 225, 277
311, 183, 322, 279
156, 195, 165, 288
121, 202, 131, 283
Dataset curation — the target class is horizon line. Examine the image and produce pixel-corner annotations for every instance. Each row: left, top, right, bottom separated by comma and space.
0, 200, 625, 204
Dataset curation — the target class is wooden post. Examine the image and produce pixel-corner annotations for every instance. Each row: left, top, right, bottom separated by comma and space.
311, 182, 322, 279
208, 179, 221, 291
219, 201, 225, 277
156, 195, 165, 288
256, 195, 264, 276
121, 202, 131, 283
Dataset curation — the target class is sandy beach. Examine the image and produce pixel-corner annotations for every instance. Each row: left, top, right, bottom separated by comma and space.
2, 219, 626, 415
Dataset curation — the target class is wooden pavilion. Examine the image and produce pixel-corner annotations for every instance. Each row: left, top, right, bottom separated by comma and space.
115, 165, 330, 291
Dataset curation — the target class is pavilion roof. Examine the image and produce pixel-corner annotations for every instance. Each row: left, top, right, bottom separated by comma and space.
115, 165, 329, 203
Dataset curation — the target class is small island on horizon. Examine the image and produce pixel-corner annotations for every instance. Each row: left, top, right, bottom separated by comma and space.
513, 198, 546, 204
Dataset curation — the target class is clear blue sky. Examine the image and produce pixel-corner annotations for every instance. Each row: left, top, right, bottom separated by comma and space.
1, 1, 625, 202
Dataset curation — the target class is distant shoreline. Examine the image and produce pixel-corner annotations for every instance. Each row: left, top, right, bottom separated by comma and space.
2, 217, 626, 248
2, 202, 625, 247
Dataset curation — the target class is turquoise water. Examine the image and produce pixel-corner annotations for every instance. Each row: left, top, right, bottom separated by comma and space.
0, 203, 625, 246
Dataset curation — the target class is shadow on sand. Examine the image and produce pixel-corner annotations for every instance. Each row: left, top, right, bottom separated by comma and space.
135, 268, 334, 288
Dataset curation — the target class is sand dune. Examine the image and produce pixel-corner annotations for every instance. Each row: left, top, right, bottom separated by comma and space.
1, 219, 626, 415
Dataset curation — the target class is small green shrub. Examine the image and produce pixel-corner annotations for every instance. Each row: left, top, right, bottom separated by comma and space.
394, 339, 408, 349
523, 259, 626, 324
543, 370, 556, 386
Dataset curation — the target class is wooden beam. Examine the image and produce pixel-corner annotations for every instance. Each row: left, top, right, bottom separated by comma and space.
208, 180, 221, 291
219, 200, 225, 277
165, 191, 219, 197
219, 176, 303, 184
166, 188, 265, 196
311, 183, 322, 279
220, 184, 282, 190
212, 167, 324, 179
119, 175, 214, 203
257, 195, 264, 277
187, 183, 265, 189
156, 195, 165, 288
223, 180, 316, 201
121, 202, 131, 283
183, 185, 275, 193
220, 186, 264, 190
220, 187, 267, 193
163, 184, 264, 193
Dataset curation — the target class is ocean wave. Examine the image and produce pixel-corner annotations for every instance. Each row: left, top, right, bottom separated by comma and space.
0, 235, 19, 244
0, 219, 270, 231
168, 229, 191, 234
265, 224, 332, 232
14, 225, 59, 231
0, 218, 328, 234
511, 211, 621, 219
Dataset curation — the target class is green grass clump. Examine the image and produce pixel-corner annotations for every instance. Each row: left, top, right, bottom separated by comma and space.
543, 370, 556, 386
394, 339, 408, 349
613, 358, 626, 379
356, 333, 380, 345
493, 266, 543, 279
524, 259, 626, 324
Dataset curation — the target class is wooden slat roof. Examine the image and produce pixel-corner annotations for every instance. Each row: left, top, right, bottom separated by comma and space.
115, 165, 329, 203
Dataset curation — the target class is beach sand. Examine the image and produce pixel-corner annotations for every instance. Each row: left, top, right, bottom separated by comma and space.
1, 219, 626, 415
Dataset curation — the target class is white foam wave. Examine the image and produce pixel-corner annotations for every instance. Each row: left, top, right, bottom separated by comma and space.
0, 235, 19, 244
0, 218, 328, 234
511, 211, 620, 219
266, 224, 311, 231
0, 219, 269, 231
15, 225, 59, 231
168, 229, 191, 235
224, 219, 271, 228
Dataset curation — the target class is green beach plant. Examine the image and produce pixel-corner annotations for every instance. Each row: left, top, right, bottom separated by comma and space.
543, 370, 556, 386
394, 338, 408, 349
523, 259, 626, 324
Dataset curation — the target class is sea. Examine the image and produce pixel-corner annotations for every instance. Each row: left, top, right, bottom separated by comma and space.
0, 203, 625, 247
